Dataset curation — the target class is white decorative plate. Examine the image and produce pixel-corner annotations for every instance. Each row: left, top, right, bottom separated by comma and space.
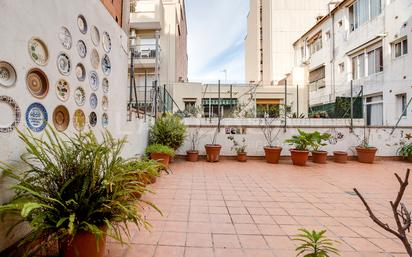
102, 113, 109, 128
102, 78, 109, 93
101, 54, 111, 76
57, 52, 71, 76
28, 37, 49, 66
75, 63, 86, 81
77, 40, 87, 58
74, 87, 86, 106
102, 31, 112, 53
55, 79, 70, 102
89, 71, 99, 91
91, 26, 100, 46
90, 93, 98, 109
102, 95, 108, 111
0, 61, 17, 88
77, 15, 88, 34
90, 48, 99, 69
58, 27, 72, 50
0, 95, 21, 133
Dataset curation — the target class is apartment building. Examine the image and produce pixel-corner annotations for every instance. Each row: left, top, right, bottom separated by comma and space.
245, 0, 332, 86
101, 0, 130, 30
293, 0, 411, 126
129, 0, 188, 95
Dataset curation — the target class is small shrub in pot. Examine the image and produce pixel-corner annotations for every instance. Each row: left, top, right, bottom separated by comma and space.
311, 131, 332, 164
186, 128, 206, 162
149, 113, 186, 150
228, 135, 247, 162
260, 116, 282, 164
285, 129, 315, 166
146, 144, 175, 167
355, 127, 377, 164
205, 127, 222, 162
397, 142, 412, 163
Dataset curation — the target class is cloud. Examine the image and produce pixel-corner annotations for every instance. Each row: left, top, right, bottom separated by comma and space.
186, 0, 249, 83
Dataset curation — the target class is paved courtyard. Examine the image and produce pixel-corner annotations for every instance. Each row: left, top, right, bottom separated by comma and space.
105, 159, 412, 257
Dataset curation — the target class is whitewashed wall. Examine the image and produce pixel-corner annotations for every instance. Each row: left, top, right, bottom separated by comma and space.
0, 0, 149, 251
177, 118, 412, 157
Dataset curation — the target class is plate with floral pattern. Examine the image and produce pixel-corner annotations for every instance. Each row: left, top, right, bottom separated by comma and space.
0, 95, 21, 133
57, 52, 71, 76
74, 86, 86, 106
102, 78, 109, 93
101, 54, 111, 76
77, 40, 87, 58
58, 27, 72, 50
55, 79, 70, 102
102, 113, 108, 128
89, 71, 99, 91
89, 111, 97, 127
89, 93, 98, 109
102, 31, 112, 53
75, 63, 86, 81
0, 61, 17, 88
25, 102, 48, 132
28, 37, 49, 66
73, 109, 86, 131
90, 48, 99, 69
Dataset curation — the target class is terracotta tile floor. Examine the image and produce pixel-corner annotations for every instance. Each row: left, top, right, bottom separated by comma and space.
105, 160, 412, 257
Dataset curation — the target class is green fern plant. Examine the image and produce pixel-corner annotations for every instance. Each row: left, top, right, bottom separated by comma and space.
293, 229, 340, 257
0, 128, 161, 256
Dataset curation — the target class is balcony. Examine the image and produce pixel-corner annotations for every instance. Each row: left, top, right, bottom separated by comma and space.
130, 0, 162, 30
130, 44, 160, 68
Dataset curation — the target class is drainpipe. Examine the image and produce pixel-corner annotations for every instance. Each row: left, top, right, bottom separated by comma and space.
328, 2, 339, 102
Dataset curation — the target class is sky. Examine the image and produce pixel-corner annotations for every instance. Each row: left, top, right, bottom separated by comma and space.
185, 0, 249, 84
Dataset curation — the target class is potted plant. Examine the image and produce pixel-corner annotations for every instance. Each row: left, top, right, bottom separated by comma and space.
205, 127, 222, 162
333, 151, 348, 163
260, 115, 282, 164
228, 135, 247, 162
186, 128, 206, 162
355, 128, 377, 164
285, 129, 314, 166
125, 158, 162, 188
0, 129, 160, 257
311, 131, 332, 164
397, 142, 412, 163
293, 229, 340, 257
146, 144, 175, 168
149, 113, 187, 151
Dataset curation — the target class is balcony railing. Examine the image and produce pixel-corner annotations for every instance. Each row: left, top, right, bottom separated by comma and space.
132, 44, 160, 59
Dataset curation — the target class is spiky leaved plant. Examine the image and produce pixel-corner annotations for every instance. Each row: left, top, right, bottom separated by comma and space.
293, 229, 340, 257
0, 128, 160, 256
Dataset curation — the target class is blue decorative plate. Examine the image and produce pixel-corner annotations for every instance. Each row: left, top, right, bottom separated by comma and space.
26, 102, 48, 132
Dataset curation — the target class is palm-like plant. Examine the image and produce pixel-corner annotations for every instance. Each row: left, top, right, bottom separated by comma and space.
0, 128, 160, 256
285, 129, 316, 151
293, 229, 340, 257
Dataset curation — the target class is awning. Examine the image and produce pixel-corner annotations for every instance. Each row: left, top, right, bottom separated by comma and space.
309, 66, 325, 83
256, 99, 282, 105
202, 98, 238, 106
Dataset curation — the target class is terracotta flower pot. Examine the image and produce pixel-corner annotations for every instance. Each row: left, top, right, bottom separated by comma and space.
151, 152, 171, 167
290, 149, 309, 166
205, 144, 222, 162
356, 147, 377, 164
333, 151, 348, 163
408, 155, 412, 163
62, 229, 107, 257
186, 150, 199, 162
312, 150, 328, 164
263, 146, 282, 164
237, 152, 247, 162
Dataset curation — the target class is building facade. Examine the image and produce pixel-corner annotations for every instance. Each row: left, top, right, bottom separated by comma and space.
245, 0, 331, 86
293, 0, 412, 126
101, 0, 130, 31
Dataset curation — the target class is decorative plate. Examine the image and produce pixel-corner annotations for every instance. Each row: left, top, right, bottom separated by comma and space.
89, 112, 97, 127
57, 52, 71, 76
55, 79, 70, 102
26, 68, 49, 99
58, 27, 72, 50
89, 71, 99, 91
102, 31, 112, 53
74, 86, 86, 106
101, 54, 111, 76
0, 95, 21, 133
102, 95, 108, 111
77, 40, 87, 58
102, 78, 109, 93
77, 15, 88, 34
75, 63, 86, 81
91, 26, 100, 46
89, 93, 98, 109
0, 61, 17, 88
28, 37, 49, 66
90, 48, 99, 69
73, 109, 86, 131
102, 113, 109, 128
25, 102, 48, 132
52, 105, 70, 132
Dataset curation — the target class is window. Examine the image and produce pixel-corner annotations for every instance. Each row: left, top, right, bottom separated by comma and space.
325, 31, 331, 40
396, 94, 407, 117
352, 46, 383, 79
349, 0, 381, 32
365, 95, 383, 125
308, 32, 322, 56
309, 66, 326, 91
393, 38, 408, 58
338, 62, 345, 73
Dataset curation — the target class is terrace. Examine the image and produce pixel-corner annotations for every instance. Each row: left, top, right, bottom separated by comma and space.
104, 159, 411, 257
